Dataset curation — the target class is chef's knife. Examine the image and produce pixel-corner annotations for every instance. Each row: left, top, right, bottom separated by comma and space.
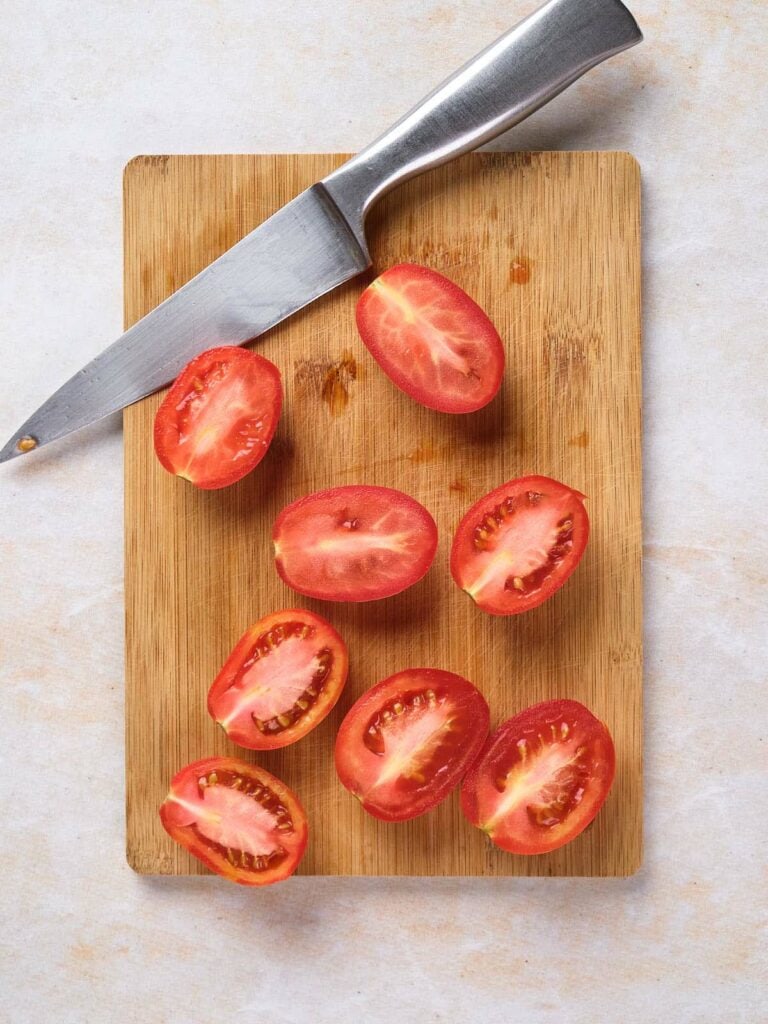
1, 0, 641, 464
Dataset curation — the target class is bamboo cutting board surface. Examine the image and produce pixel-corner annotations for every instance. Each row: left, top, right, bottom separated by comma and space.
124, 152, 642, 877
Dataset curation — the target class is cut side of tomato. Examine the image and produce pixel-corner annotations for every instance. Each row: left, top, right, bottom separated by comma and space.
159, 757, 307, 885
273, 485, 438, 603
334, 668, 490, 821
355, 264, 505, 414
450, 475, 589, 615
153, 346, 282, 489
461, 700, 615, 855
207, 609, 348, 750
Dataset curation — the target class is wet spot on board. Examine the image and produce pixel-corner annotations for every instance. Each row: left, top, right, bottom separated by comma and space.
543, 315, 594, 388
449, 479, 467, 493
407, 441, 439, 463
269, 434, 295, 461
510, 256, 531, 285
568, 430, 589, 448
294, 351, 358, 417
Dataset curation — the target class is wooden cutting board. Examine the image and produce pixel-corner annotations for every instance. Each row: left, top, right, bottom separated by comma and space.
124, 152, 642, 877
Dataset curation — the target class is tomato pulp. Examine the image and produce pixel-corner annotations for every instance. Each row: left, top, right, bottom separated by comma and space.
356, 264, 505, 414
335, 668, 490, 821
451, 475, 589, 614
208, 609, 348, 750
153, 346, 282, 489
159, 757, 308, 885
461, 700, 615, 854
273, 485, 438, 602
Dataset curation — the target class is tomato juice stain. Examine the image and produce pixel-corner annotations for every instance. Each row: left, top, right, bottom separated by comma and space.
568, 430, 589, 448
449, 479, 467, 493
407, 441, 439, 463
296, 351, 358, 417
510, 256, 531, 285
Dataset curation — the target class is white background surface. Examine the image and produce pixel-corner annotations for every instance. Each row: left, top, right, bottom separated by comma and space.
1, 1, 766, 1022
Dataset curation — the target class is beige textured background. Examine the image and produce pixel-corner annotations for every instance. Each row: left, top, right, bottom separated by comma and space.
1, 1, 766, 1022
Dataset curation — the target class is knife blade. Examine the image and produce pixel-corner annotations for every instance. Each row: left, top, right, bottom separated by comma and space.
1, 0, 641, 464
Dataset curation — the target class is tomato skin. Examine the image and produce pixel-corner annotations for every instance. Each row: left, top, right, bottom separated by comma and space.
461, 700, 615, 855
153, 346, 282, 490
356, 263, 505, 414
207, 609, 348, 750
334, 669, 490, 821
450, 475, 589, 615
273, 485, 438, 603
159, 757, 308, 886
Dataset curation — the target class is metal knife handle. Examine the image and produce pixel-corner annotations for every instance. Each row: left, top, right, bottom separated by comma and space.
322, 0, 641, 238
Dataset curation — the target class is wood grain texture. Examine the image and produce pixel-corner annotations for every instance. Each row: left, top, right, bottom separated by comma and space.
124, 152, 642, 877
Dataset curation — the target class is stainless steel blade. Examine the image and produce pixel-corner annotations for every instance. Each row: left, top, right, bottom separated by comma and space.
0, 184, 369, 463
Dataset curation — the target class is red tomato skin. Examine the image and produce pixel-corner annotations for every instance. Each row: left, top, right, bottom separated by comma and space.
273, 485, 439, 603
450, 475, 589, 615
334, 669, 491, 822
461, 700, 615, 855
159, 757, 308, 886
153, 346, 282, 490
356, 264, 505, 414
207, 609, 349, 750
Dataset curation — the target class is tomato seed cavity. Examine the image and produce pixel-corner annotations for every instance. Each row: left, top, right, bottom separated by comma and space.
193, 769, 294, 872
364, 689, 439, 755
236, 620, 334, 736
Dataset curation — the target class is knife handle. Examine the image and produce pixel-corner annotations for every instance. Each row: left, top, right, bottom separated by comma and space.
322, 0, 641, 240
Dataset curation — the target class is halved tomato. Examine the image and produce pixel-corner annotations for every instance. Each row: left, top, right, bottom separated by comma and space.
355, 264, 505, 414
450, 475, 589, 615
153, 346, 282, 489
334, 669, 490, 821
159, 757, 308, 885
273, 485, 438, 602
208, 609, 348, 750
461, 700, 615, 854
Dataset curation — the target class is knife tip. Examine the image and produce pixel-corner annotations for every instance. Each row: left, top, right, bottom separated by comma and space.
0, 432, 38, 465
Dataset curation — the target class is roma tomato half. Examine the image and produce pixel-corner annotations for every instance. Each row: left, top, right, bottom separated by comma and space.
356, 264, 505, 414
450, 475, 589, 615
159, 757, 308, 885
208, 609, 348, 750
273, 485, 438, 602
334, 668, 490, 821
461, 700, 615, 855
153, 346, 282, 489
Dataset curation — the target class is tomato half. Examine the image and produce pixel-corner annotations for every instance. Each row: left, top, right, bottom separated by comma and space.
450, 475, 589, 615
461, 700, 615, 854
207, 609, 348, 750
273, 485, 438, 602
153, 346, 282, 489
159, 757, 308, 885
355, 264, 505, 414
334, 669, 490, 821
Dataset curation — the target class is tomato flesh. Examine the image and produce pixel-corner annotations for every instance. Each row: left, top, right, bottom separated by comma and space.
273, 485, 438, 602
334, 669, 490, 821
153, 346, 282, 489
461, 700, 615, 854
356, 263, 505, 414
207, 609, 348, 750
159, 757, 308, 885
450, 475, 589, 614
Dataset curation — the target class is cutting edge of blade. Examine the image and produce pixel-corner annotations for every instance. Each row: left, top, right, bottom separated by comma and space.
0, 182, 372, 465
